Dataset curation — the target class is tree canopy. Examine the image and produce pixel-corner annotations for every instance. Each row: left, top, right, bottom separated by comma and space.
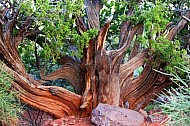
17, 0, 189, 74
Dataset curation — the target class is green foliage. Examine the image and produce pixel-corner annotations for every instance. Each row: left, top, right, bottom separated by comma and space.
100, 0, 130, 49
17, 0, 188, 75
132, 1, 188, 73
101, 0, 129, 30
144, 103, 160, 112
18, 39, 36, 72
158, 64, 190, 125
20, 0, 98, 60
131, 2, 171, 43
100, 1, 188, 74
20, 0, 35, 16
151, 37, 188, 74
141, 35, 188, 74
129, 1, 170, 26
0, 63, 22, 125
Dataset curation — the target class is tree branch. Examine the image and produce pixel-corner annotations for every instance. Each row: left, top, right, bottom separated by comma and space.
107, 23, 143, 72
6, 3, 21, 35
85, 0, 101, 30
1, 61, 85, 118
15, 29, 41, 47
182, 15, 190, 22
119, 20, 132, 48
0, 34, 26, 74
167, 10, 190, 40
119, 49, 149, 87
118, 23, 143, 53
14, 82, 82, 118
130, 81, 172, 110
119, 1, 142, 48
37, 63, 84, 94
16, 18, 33, 36
25, 29, 41, 37
126, 69, 158, 109
119, 7, 133, 48
129, 24, 144, 59
96, 16, 113, 53
76, 16, 87, 35
120, 58, 153, 100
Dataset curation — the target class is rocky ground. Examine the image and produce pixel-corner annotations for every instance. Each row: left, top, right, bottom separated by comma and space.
16, 103, 169, 126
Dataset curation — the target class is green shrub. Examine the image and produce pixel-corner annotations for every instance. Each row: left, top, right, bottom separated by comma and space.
0, 63, 22, 125
158, 64, 190, 125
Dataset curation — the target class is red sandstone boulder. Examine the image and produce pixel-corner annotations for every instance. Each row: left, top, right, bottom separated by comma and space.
91, 103, 145, 126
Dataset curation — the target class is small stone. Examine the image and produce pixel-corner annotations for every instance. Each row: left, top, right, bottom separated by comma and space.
52, 122, 59, 126
42, 119, 53, 126
69, 116, 75, 119
147, 115, 168, 123
62, 117, 69, 121
69, 122, 75, 125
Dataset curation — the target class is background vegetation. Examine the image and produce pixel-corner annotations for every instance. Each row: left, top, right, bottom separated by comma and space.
158, 64, 190, 125
0, 62, 22, 125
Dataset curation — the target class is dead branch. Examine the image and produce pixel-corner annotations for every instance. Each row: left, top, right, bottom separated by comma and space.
107, 23, 143, 73
85, 0, 101, 30
119, 49, 149, 87
37, 63, 84, 94
96, 16, 113, 52
167, 10, 190, 40
129, 25, 144, 59
76, 16, 87, 34
120, 59, 153, 100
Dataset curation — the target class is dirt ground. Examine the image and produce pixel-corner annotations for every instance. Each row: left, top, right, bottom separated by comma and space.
17, 107, 169, 126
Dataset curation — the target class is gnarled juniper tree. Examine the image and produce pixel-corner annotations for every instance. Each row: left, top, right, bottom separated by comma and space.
0, 0, 189, 118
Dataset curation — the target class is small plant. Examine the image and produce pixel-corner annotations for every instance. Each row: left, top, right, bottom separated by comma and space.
0, 62, 22, 125
157, 64, 190, 125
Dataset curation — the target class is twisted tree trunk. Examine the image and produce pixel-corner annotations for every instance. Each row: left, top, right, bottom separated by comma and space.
0, 1, 189, 118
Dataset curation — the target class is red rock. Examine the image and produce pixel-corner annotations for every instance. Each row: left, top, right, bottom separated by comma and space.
91, 103, 145, 126
46, 117, 91, 126
42, 119, 53, 126
51, 119, 62, 124
61, 117, 69, 121
69, 116, 75, 119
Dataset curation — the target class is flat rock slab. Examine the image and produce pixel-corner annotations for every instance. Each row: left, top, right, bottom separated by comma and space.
91, 103, 144, 126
